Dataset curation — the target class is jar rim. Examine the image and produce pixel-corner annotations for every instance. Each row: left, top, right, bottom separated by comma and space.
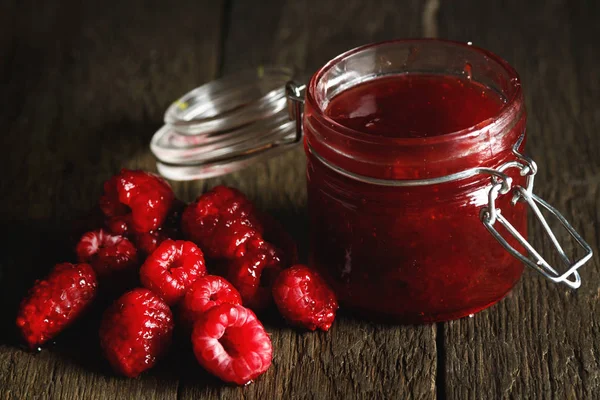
306, 38, 523, 146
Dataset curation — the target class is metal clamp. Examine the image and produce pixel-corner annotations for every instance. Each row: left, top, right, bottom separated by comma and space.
480, 135, 593, 289
285, 81, 306, 143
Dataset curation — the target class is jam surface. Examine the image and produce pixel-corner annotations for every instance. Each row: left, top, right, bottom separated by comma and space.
306, 74, 526, 323
325, 74, 505, 138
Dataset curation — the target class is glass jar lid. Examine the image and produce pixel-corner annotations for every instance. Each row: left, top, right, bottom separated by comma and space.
151, 66, 302, 180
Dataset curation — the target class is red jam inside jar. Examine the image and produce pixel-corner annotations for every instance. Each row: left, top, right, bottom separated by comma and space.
303, 40, 528, 323
324, 74, 504, 138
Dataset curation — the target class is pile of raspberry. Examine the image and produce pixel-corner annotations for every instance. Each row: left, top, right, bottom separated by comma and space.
16, 169, 338, 385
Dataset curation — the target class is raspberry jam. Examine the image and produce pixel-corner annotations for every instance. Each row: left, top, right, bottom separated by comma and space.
324, 74, 504, 139
304, 40, 528, 322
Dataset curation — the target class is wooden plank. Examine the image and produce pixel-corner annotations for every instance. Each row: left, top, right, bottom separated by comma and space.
0, 0, 224, 399
173, 1, 437, 399
438, 0, 600, 398
0, 0, 438, 399
12, 0, 599, 399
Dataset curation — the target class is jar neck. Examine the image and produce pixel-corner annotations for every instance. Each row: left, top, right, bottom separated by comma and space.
304, 95, 526, 180
303, 39, 526, 180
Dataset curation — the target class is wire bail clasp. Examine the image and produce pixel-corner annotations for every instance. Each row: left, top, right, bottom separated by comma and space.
480, 134, 593, 289
285, 81, 306, 142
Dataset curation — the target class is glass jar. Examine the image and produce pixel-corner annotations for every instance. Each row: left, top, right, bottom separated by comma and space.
151, 40, 592, 323
303, 40, 529, 322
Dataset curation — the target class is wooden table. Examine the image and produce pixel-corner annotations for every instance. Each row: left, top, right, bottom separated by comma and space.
1, 1, 598, 398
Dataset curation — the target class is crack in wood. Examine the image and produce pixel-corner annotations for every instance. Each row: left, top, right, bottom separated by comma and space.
422, 0, 440, 38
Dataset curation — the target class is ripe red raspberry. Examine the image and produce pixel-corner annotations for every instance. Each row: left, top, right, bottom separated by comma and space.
76, 229, 138, 278
192, 303, 272, 385
272, 265, 338, 331
180, 275, 242, 327
227, 242, 283, 311
100, 288, 174, 377
99, 169, 175, 234
133, 230, 169, 258
133, 199, 185, 258
181, 186, 264, 259
140, 240, 206, 305
16, 263, 98, 349
105, 215, 130, 236
212, 219, 264, 260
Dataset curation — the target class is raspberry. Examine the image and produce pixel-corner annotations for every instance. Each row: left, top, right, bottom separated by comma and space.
181, 186, 296, 312
16, 263, 98, 349
133, 230, 169, 258
180, 275, 242, 327
212, 219, 264, 260
140, 240, 206, 305
100, 288, 174, 377
227, 242, 283, 311
192, 303, 272, 385
76, 229, 138, 278
100, 169, 175, 234
272, 265, 338, 331
182, 186, 263, 259
106, 215, 131, 236
133, 199, 185, 258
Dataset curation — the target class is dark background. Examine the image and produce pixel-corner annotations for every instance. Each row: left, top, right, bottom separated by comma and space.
1, 1, 599, 399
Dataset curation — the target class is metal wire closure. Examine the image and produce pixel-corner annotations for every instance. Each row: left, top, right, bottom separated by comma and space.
285, 81, 593, 289
286, 81, 305, 143
478, 137, 592, 288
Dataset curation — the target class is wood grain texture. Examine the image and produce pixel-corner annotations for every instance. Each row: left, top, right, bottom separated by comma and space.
0, 1, 436, 399
438, 0, 600, 399
1, 0, 598, 399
